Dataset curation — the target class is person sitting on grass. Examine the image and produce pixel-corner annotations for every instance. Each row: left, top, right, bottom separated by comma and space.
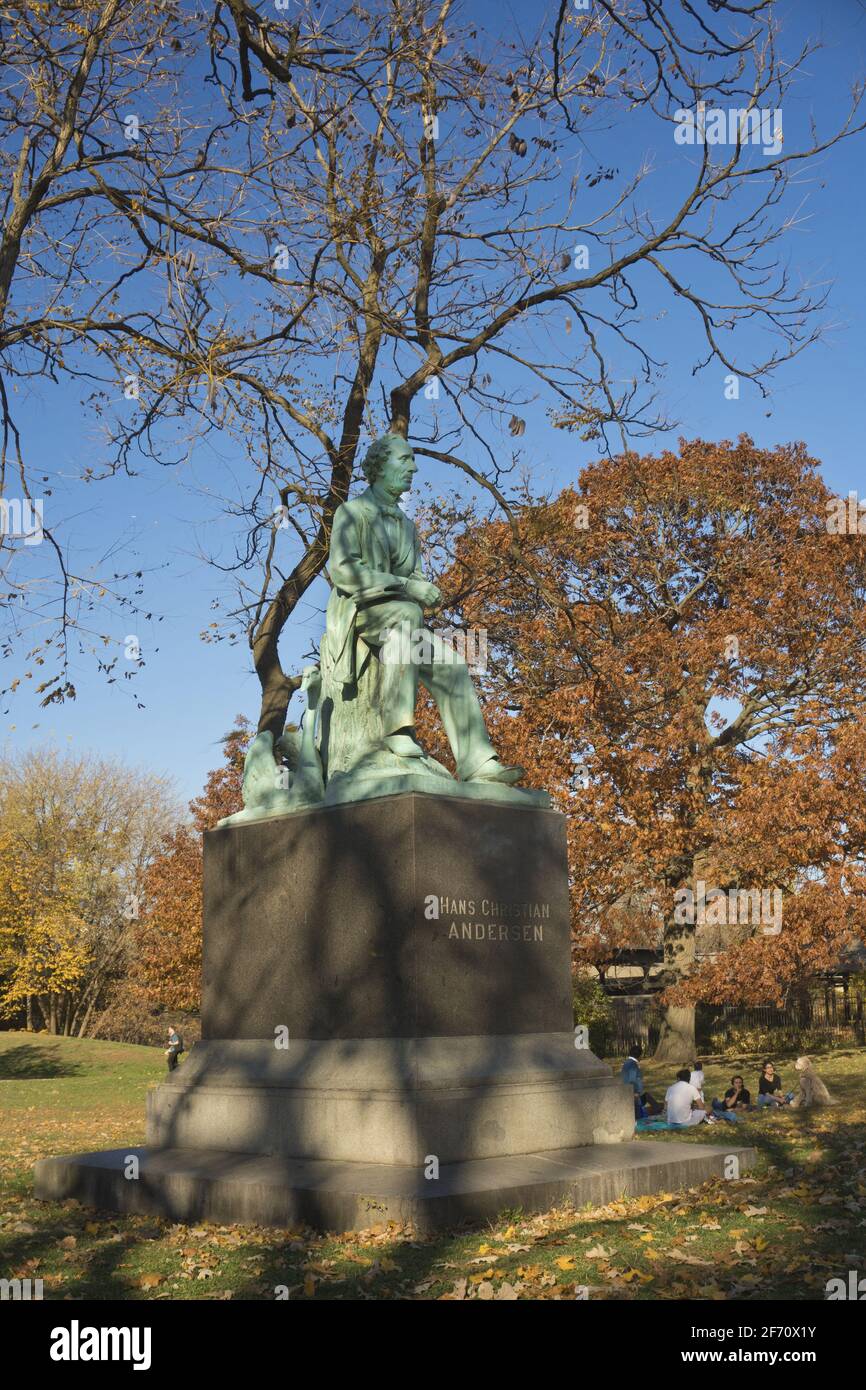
711, 1075, 751, 1121
621, 1042, 663, 1120
689, 1061, 705, 1100
790, 1055, 836, 1109
756, 1059, 794, 1108
665, 1068, 712, 1127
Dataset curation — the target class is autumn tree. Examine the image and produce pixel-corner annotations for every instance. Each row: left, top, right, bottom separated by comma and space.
417, 436, 866, 1057
0, 748, 176, 1034
131, 720, 246, 1013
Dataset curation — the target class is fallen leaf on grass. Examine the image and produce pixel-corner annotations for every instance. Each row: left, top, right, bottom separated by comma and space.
666, 1249, 712, 1267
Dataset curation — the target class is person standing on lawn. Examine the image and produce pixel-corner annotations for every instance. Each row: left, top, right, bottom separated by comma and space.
166, 1025, 184, 1073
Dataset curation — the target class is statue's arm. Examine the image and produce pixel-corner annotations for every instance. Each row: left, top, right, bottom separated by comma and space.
408, 520, 427, 582
330, 505, 408, 600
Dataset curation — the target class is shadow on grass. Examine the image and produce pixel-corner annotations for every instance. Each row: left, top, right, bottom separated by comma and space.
0, 1044, 83, 1080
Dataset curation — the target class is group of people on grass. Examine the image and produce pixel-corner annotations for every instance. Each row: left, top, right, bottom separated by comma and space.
621, 1045, 835, 1127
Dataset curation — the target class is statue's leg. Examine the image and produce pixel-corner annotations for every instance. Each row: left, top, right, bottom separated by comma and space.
417, 629, 502, 780
353, 598, 423, 738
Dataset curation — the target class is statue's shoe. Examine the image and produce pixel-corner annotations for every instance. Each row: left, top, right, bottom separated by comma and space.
466, 758, 525, 786
383, 733, 425, 759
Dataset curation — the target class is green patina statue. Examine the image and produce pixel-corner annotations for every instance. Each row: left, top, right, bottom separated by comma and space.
220, 432, 539, 826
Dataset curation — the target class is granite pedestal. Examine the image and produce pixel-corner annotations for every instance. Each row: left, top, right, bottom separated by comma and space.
35, 791, 752, 1231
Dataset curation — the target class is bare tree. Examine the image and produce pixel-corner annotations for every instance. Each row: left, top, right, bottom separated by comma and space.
1, 0, 863, 739
191, 0, 865, 738
0, 0, 205, 702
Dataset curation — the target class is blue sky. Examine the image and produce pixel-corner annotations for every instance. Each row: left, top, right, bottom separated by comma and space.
2, 0, 865, 804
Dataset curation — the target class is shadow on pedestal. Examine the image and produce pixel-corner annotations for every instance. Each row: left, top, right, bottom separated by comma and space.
34, 793, 748, 1232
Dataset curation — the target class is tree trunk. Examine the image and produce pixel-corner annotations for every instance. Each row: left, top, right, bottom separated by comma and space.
654, 1002, 696, 1062
25, 994, 33, 1031
76, 998, 98, 1039
653, 893, 697, 1061
255, 637, 296, 741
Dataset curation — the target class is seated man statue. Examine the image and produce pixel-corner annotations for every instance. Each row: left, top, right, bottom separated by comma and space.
323, 432, 523, 786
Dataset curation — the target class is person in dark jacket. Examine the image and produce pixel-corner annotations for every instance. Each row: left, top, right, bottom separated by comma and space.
166, 1025, 184, 1072
711, 1074, 751, 1121
620, 1042, 662, 1119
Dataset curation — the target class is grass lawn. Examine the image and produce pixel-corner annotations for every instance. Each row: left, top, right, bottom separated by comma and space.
1, 1030, 864, 1301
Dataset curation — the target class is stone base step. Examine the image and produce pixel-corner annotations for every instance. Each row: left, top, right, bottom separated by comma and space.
34, 1140, 755, 1233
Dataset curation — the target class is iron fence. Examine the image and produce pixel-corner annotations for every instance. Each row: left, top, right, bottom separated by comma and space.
600, 990, 866, 1059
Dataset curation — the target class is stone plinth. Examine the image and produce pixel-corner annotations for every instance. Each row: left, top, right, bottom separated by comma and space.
145, 1034, 630, 1165
201, 791, 572, 1041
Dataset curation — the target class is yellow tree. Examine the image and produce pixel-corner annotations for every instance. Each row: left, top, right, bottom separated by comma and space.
0, 749, 176, 1034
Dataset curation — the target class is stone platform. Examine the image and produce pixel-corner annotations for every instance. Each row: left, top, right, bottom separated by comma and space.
34, 1140, 756, 1233
33, 791, 731, 1233
145, 1034, 632, 1165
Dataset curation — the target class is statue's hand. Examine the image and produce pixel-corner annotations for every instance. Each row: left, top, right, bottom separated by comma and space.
300, 665, 322, 707
404, 577, 440, 608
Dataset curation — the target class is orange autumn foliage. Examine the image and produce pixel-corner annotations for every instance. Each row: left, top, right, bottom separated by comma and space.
419, 436, 866, 1048
133, 720, 247, 1011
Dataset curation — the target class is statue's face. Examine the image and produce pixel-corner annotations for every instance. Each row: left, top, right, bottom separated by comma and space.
377, 437, 417, 499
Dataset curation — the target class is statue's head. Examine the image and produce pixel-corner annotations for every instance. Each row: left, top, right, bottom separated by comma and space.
361, 432, 417, 498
